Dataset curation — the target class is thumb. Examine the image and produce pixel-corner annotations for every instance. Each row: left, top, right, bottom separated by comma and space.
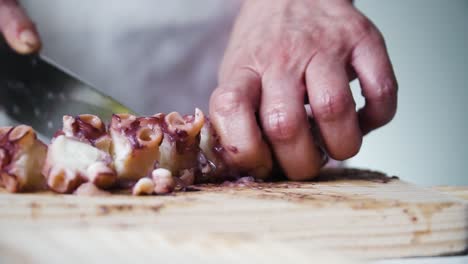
0, 0, 41, 54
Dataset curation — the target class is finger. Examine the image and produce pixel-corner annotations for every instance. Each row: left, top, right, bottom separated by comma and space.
352, 29, 398, 135
304, 64, 356, 108
306, 54, 362, 160
210, 68, 273, 179
345, 64, 357, 81
260, 67, 323, 181
0, 0, 41, 54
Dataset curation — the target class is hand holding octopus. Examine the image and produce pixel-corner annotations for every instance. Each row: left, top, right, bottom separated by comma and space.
211, 0, 397, 181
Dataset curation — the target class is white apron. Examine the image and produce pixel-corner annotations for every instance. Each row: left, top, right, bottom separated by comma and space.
23, 0, 242, 115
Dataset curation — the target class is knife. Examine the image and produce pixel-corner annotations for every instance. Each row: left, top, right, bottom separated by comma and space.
0, 42, 135, 140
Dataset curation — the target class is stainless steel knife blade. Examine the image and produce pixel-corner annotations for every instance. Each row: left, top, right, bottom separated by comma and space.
0, 43, 135, 140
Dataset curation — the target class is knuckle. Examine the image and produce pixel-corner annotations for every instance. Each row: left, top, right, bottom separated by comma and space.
262, 105, 302, 142
348, 15, 374, 38
210, 88, 244, 117
313, 92, 354, 122
362, 24, 386, 47
368, 77, 398, 102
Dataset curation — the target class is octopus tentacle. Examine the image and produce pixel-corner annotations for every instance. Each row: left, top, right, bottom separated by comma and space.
1, 108, 271, 195
0, 125, 47, 192
157, 108, 205, 183
43, 115, 116, 193
109, 114, 163, 183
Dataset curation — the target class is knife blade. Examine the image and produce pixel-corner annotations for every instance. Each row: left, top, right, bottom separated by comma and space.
0, 42, 135, 140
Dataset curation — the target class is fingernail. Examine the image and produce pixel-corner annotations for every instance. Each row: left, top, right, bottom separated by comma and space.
19, 29, 38, 48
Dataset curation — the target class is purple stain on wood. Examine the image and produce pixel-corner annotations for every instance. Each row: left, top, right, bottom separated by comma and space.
150, 204, 164, 212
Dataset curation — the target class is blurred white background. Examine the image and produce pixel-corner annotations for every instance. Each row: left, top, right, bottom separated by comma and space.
21, 0, 468, 185
349, 1, 468, 185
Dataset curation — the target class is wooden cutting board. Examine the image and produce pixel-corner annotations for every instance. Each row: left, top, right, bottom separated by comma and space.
0, 168, 467, 263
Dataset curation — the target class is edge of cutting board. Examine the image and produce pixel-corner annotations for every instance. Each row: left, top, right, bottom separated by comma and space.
0, 168, 467, 261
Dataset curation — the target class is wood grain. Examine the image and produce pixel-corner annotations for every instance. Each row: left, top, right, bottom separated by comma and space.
0, 168, 467, 263
434, 186, 468, 201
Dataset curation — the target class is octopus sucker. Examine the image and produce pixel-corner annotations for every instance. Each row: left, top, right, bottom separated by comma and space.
43, 115, 116, 193
158, 109, 205, 177
0, 109, 270, 195
109, 114, 162, 183
0, 125, 47, 193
